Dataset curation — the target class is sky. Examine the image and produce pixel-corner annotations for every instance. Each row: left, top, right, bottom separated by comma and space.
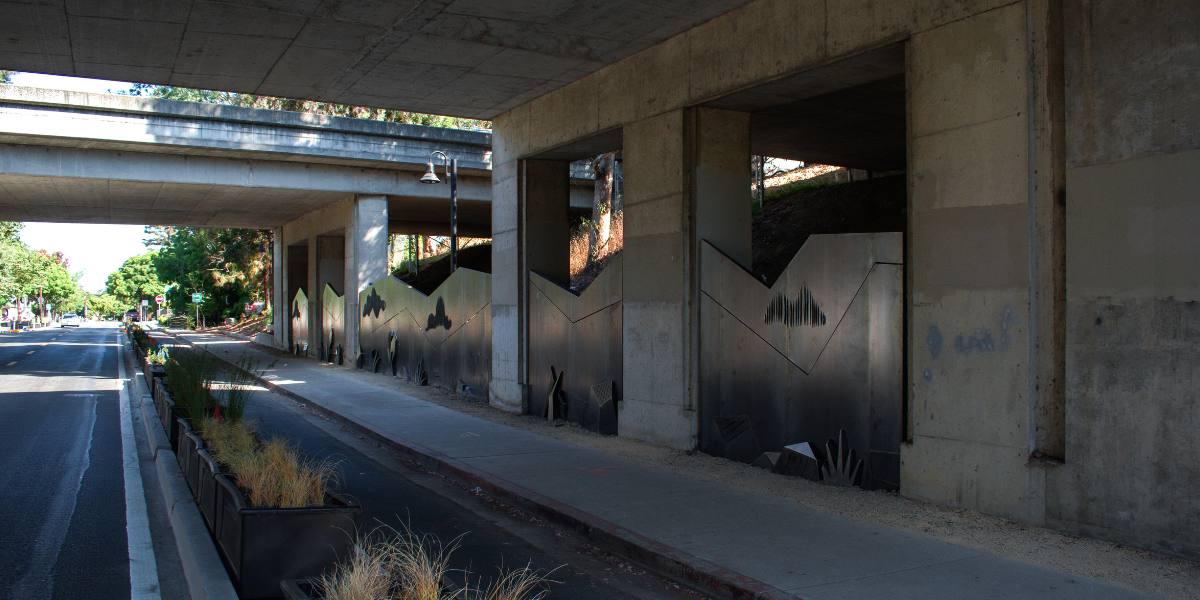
9, 74, 149, 293
9, 71, 134, 95
20, 223, 151, 293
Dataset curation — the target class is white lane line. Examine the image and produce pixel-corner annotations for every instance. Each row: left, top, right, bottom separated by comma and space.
117, 333, 161, 600
11, 395, 96, 600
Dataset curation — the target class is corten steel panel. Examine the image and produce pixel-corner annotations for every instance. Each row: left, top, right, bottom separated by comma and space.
699, 235, 904, 490
290, 288, 309, 356
357, 269, 491, 396
321, 284, 345, 361
528, 256, 622, 435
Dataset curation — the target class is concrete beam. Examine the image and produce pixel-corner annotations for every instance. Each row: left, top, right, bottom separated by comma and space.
0, 85, 492, 172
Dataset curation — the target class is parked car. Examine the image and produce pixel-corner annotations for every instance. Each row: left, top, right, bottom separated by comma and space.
60, 313, 82, 327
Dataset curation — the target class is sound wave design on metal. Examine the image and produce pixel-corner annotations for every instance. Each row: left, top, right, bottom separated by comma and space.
764, 286, 827, 327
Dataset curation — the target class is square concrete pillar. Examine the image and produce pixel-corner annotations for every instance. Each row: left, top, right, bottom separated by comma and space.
344, 195, 389, 358
272, 226, 284, 349
317, 234, 345, 354
621, 107, 750, 449
307, 236, 319, 351
490, 157, 571, 412
904, 3, 1064, 524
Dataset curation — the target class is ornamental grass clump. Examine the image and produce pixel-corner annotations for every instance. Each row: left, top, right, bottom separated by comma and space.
164, 347, 219, 422
203, 424, 339, 509
316, 524, 555, 600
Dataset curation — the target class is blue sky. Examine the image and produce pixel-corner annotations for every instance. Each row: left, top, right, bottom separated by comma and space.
9, 73, 149, 293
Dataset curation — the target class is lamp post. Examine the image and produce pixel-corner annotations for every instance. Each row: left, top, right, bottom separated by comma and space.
420, 150, 458, 273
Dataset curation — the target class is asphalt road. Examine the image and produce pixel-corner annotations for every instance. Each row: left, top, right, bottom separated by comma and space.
0, 324, 131, 599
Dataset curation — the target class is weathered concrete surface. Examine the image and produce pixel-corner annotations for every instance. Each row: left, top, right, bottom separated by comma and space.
0, 1, 760, 120
0, 85, 496, 228
1055, 149, 1200, 556
1063, 1, 1200, 169
1048, 0, 1200, 556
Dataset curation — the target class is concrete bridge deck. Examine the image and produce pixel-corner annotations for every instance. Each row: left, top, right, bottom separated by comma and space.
0, 85, 592, 230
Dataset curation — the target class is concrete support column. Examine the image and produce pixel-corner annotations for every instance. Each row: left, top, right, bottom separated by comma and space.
903, 3, 1063, 524
621, 107, 750, 449
345, 194, 389, 359
307, 237, 319, 352
272, 226, 284, 349
317, 234, 345, 354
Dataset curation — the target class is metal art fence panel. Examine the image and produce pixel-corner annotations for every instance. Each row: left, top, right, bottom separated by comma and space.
528, 257, 622, 435
290, 288, 308, 356
699, 235, 903, 490
357, 269, 491, 396
322, 284, 344, 362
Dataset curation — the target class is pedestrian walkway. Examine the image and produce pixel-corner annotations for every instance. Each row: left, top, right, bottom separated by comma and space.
173, 330, 1151, 600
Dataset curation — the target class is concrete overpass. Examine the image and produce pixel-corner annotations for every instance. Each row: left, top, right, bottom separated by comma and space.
1, 0, 1198, 560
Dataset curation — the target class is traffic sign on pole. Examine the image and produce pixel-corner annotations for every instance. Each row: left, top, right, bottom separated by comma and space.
192, 293, 203, 303
155, 294, 165, 304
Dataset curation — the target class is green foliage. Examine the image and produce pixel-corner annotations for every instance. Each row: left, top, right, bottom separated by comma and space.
0, 71, 11, 85
123, 83, 490, 130
0, 221, 21, 242
151, 227, 265, 323
164, 347, 218, 423
0, 224, 84, 314
106, 252, 165, 307
87, 293, 128, 317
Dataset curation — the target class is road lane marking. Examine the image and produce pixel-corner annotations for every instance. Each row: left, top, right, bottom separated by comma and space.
117, 332, 161, 600
11, 393, 96, 600
4, 361, 14, 366
26, 350, 34, 354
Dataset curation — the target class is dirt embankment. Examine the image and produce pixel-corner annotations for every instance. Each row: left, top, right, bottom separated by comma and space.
393, 244, 492, 295
752, 175, 906, 284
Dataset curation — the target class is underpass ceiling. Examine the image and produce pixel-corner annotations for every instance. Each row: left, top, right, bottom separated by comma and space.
0, 0, 757, 119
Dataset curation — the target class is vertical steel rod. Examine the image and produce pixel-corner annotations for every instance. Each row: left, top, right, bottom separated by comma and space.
450, 158, 458, 273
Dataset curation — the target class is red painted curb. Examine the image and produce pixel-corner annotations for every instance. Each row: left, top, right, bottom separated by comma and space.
173, 332, 796, 600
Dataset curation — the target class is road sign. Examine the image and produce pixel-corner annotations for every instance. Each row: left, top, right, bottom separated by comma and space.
141, 299, 149, 306
192, 293, 203, 303
155, 294, 165, 304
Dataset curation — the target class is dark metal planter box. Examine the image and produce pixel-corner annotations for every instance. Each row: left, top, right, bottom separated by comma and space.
280, 574, 465, 599
148, 363, 166, 383
196, 448, 221, 533
181, 430, 205, 494
175, 418, 196, 488
166, 406, 188, 450
280, 580, 318, 600
214, 474, 359, 600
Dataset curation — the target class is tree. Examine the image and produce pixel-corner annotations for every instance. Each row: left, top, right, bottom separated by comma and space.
106, 252, 165, 308
151, 227, 268, 323
0, 71, 12, 85
124, 83, 490, 130
87, 293, 128, 318
588, 152, 618, 266
1, 221, 21, 241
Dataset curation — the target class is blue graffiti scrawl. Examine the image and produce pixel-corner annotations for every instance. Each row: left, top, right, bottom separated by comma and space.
764, 285, 827, 327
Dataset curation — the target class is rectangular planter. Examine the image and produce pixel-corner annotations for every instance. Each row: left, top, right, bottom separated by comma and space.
196, 448, 221, 533
280, 574, 465, 599
180, 429, 204, 494
175, 417, 196, 486
214, 473, 360, 600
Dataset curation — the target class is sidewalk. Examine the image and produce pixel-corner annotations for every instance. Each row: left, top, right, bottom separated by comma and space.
173, 330, 1152, 600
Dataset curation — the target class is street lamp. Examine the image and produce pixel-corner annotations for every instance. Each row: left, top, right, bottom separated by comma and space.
420, 150, 458, 273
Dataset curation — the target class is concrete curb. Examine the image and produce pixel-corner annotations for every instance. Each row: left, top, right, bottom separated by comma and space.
122, 335, 238, 600
172, 333, 794, 600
